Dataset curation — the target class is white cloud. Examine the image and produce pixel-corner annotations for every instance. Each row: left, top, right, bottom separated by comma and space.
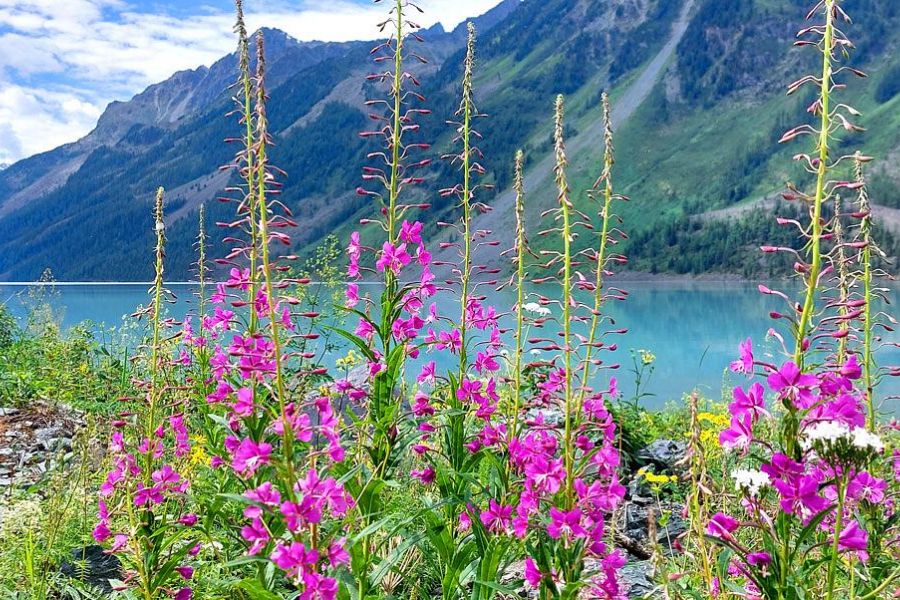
0, 0, 502, 163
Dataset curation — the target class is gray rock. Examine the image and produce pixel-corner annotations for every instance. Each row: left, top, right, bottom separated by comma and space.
0, 407, 19, 417
626, 476, 654, 505
34, 426, 64, 445
620, 561, 656, 599
60, 545, 122, 593
635, 439, 687, 472
622, 502, 687, 555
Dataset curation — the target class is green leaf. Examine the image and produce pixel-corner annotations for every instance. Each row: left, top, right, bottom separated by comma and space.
234, 578, 282, 600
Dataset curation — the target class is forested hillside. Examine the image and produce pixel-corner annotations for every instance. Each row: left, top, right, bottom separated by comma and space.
1, 0, 899, 280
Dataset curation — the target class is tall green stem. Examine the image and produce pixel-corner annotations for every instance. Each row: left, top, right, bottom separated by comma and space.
554, 95, 575, 509
458, 22, 475, 376
511, 150, 526, 440
387, 0, 404, 246
826, 475, 846, 600
794, 0, 835, 365
577, 93, 615, 413
854, 157, 876, 428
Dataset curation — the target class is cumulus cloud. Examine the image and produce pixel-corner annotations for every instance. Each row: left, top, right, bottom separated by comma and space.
0, 0, 502, 163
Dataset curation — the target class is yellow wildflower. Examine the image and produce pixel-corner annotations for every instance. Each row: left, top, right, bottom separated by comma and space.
638, 349, 655, 366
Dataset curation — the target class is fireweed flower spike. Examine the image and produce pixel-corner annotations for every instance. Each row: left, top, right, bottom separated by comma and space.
511, 94, 626, 598
202, 23, 350, 598
777, 0, 866, 366
338, 1, 436, 595
575, 92, 629, 431
705, 4, 900, 598
97, 189, 198, 600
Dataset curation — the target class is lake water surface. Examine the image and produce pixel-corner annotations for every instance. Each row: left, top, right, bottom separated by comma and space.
2, 281, 899, 414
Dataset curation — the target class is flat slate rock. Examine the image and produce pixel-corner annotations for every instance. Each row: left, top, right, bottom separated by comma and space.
635, 439, 687, 472
59, 545, 122, 593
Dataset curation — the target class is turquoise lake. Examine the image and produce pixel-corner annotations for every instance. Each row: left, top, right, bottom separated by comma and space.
2, 281, 898, 415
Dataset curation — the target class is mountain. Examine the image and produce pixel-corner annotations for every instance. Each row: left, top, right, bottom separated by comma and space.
1, 0, 900, 281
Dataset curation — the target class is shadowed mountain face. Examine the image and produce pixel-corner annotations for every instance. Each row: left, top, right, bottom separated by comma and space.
2, 0, 899, 281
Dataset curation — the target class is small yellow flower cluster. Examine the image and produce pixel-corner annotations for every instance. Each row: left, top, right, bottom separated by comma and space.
636, 466, 677, 486
698, 412, 729, 428
188, 434, 209, 468
684, 408, 730, 451
336, 349, 362, 369
638, 349, 656, 366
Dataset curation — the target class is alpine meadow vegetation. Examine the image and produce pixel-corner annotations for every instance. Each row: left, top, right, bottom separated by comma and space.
1, 1, 899, 599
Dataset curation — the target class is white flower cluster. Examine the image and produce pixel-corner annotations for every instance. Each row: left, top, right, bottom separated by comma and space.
801, 421, 851, 449
522, 302, 551, 317
851, 427, 884, 452
732, 468, 771, 497
801, 420, 884, 454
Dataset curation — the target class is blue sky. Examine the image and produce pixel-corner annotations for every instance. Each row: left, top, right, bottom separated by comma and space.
0, 0, 500, 164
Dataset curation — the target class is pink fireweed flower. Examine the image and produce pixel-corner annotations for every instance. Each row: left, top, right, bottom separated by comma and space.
719, 414, 754, 453
457, 378, 484, 404
773, 474, 828, 516
747, 552, 772, 568
838, 520, 869, 561
375, 241, 411, 275
231, 438, 272, 478
246, 481, 282, 507
241, 518, 270, 555
110, 533, 128, 553
524, 557, 542, 588
347, 232, 362, 278
175, 587, 192, 600
417, 360, 436, 384
391, 315, 424, 341
480, 499, 513, 534
805, 393, 865, 428
271, 541, 318, 578
355, 318, 374, 341
590, 550, 626, 600
706, 513, 740, 539
767, 361, 818, 409
209, 306, 234, 330
134, 483, 164, 507
151, 464, 181, 488
411, 391, 434, 416
231, 387, 255, 417
524, 456, 566, 495
729, 383, 769, 422
399, 220, 423, 245
300, 573, 338, 600
210, 282, 227, 304
345, 282, 359, 308
474, 350, 500, 373
328, 539, 350, 567
226, 267, 251, 291
840, 354, 862, 380
848, 471, 886, 504
411, 466, 436, 485
730, 338, 754, 374
547, 507, 586, 540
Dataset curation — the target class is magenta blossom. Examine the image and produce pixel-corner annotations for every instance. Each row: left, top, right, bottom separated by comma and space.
730, 338, 754, 374
838, 520, 869, 561
375, 241, 412, 275
767, 361, 818, 409
480, 499, 513, 534
729, 382, 768, 421
707, 513, 739, 539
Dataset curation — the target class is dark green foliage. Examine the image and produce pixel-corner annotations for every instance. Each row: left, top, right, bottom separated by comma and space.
874, 63, 900, 103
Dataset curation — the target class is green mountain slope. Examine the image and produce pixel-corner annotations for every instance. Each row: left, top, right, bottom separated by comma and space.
1, 0, 899, 281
